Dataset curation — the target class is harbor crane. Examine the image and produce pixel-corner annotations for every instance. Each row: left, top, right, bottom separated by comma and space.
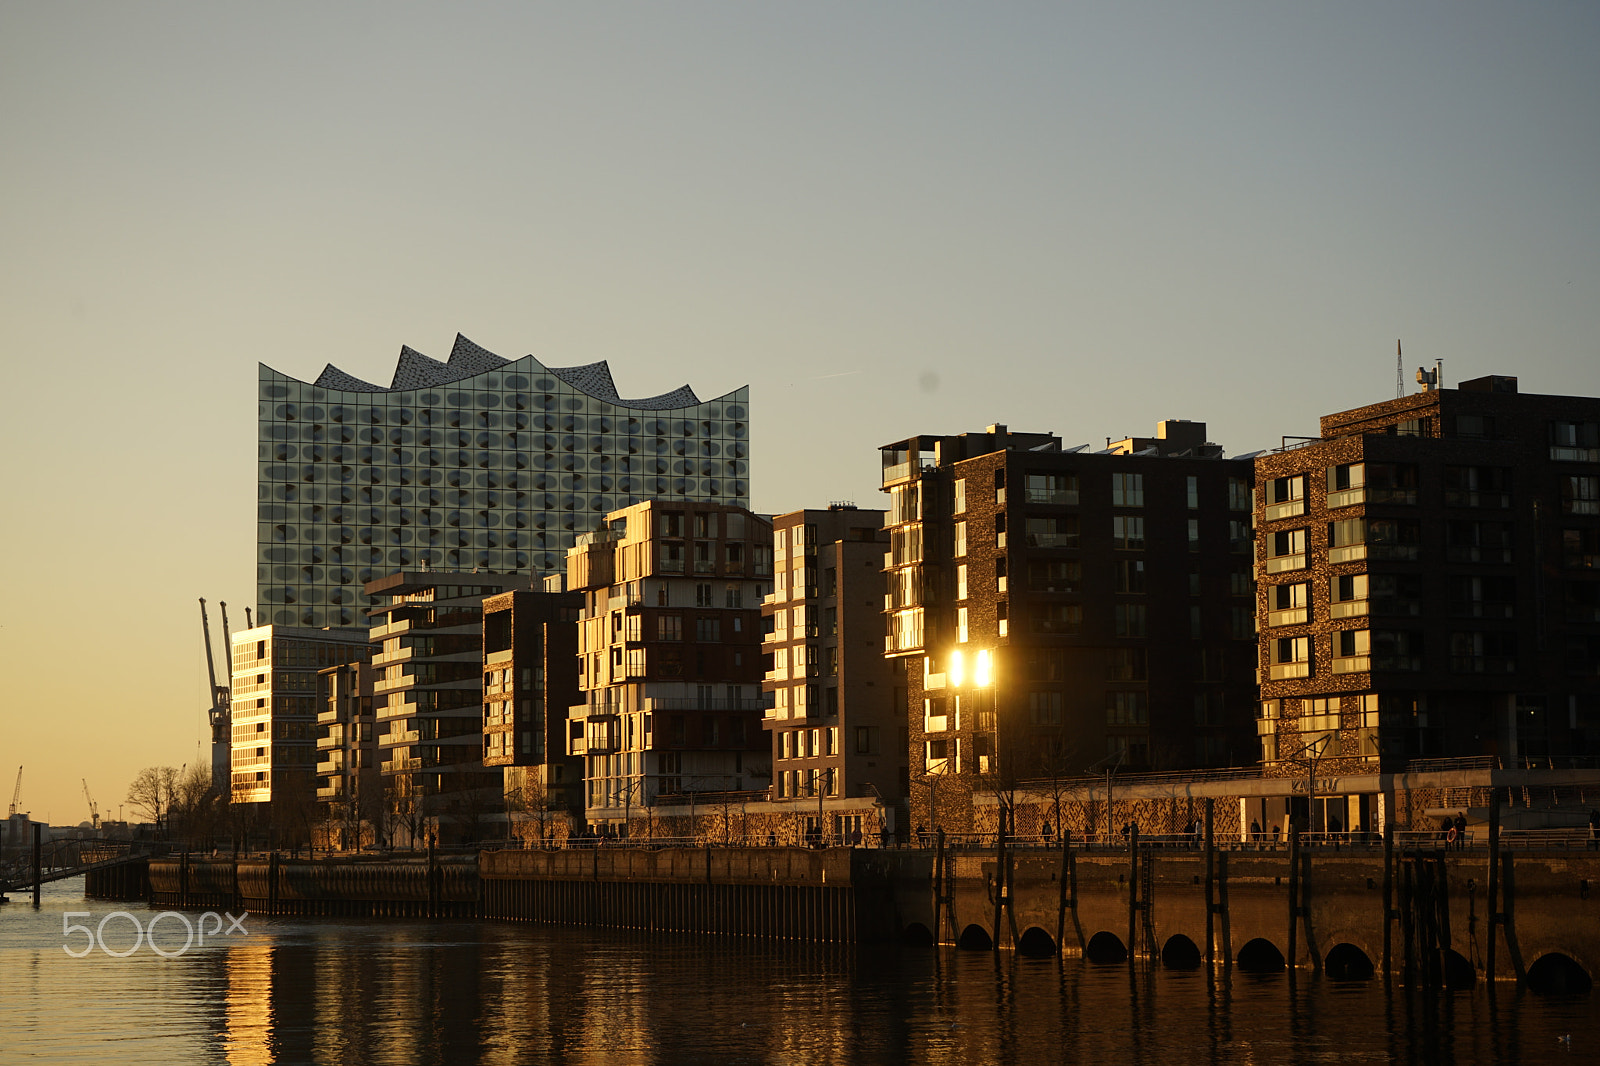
8, 766, 20, 817
82, 779, 100, 829
200, 598, 233, 792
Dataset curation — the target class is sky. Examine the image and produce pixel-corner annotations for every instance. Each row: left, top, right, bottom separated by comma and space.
2, 2, 1597, 827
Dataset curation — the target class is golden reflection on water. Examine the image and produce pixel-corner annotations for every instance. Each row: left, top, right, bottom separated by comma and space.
8, 880, 1600, 1065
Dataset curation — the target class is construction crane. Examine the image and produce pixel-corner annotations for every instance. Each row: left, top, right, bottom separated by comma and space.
200, 598, 233, 793
82, 779, 100, 830
8, 765, 20, 817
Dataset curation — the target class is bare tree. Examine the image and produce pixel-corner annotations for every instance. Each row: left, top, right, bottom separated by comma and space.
126, 766, 181, 833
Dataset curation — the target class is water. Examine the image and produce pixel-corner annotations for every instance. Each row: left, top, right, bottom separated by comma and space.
3, 877, 1597, 1064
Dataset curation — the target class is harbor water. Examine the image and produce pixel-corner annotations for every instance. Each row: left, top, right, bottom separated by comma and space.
2, 877, 1597, 1064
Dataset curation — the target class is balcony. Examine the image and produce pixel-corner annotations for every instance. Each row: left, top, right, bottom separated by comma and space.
1331, 656, 1370, 675
1267, 608, 1308, 627
1023, 488, 1079, 506
1373, 655, 1425, 672
1268, 662, 1310, 680
1265, 500, 1305, 521
1265, 554, 1306, 574
1551, 446, 1600, 463
1330, 600, 1368, 620
1326, 488, 1364, 509
1444, 490, 1511, 509
1327, 545, 1366, 564
1024, 533, 1078, 549
1447, 546, 1511, 564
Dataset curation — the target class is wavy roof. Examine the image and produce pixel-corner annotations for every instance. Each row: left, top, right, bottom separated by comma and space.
301, 333, 704, 410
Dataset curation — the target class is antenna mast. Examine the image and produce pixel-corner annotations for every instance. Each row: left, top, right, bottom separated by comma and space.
1396, 340, 1403, 397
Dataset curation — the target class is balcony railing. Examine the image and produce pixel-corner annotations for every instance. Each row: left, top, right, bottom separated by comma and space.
1330, 600, 1368, 619
1265, 554, 1306, 573
1327, 545, 1366, 564
1444, 490, 1511, 509
1268, 662, 1310, 680
1267, 608, 1308, 627
1024, 533, 1078, 549
1331, 655, 1369, 675
1265, 500, 1305, 521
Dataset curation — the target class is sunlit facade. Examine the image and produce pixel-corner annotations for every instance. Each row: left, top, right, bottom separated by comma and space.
258, 333, 751, 628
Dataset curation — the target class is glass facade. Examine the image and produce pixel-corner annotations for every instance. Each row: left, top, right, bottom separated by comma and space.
258, 335, 750, 627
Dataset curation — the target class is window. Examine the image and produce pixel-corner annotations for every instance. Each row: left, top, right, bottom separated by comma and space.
1443, 465, 1512, 508
1564, 527, 1600, 570
656, 613, 682, 641
695, 617, 720, 642
1269, 636, 1310, 679
1300, 697, 1340, 734
1267, 475, 1305, 519
695, 512, 716, 538
953, 478, 966, 514
726, 542, 744, 566
1026, 515, 1079, 549
724, 585, 743, 608
1453, 414, 1496, 438
856, 726, 878, 754
1187, 519, 1200, 551
1328, 519, 1367, 563
1106, 691, 1148, 725
1268, 582, 1308, 627
1112, 473, 1144, 507
953, 521, 967, 557
1333, 629, 1370, 673
1028, 692, 1063, 726
956, 607, 969, 643
1330, 574, 1368, 618
1228, 477, 1252, 511
1372, 629, 1424, 671
660, 512, 684, 537
1028, 559, 1080, 593
1370, 573, 1422, 616
1451, 576, 1516, 618
1367, 463, 1419, 504
1112, 515, 1145, 550
1447, 520, 1514, 564
1562, 476, 1600, 515
1033, 603, 1081, 634
695, 583, 714, 606
1327, 463, 1365, 509
1186, 476, 1199, 510
956, 563, 968, 600
1229, 520, 1252, 554
1451, 631, 1517, 674
1106, 648, 1147, 682
1266, 528, 1306, 572
1114, 604, 1147, 638
1025, 472, 1079, 505
1114, 559, 1145, 593
1551, 420, 1600, 462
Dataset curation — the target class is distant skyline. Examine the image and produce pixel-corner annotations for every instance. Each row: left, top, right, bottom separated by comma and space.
2, 3, 1597, 824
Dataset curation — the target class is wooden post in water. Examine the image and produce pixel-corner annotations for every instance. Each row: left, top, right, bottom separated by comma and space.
992, 817, 1006, 953
1126, 825, 1138, 966
1056, 828, 1070, 952
1286, 826, 1299, 970
1486, 790, 1500, 986
1203, 798, 1215, 966
1381, 819, 1394, 977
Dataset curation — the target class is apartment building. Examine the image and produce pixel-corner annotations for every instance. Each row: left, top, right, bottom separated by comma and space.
762, 506, 905, 843
881, 421, 1259, 832
365, 570, 530, 843
565, 501, 773, 833
228, 624, 370, 807
481, 584, 584, 837
1253, 375, 1600, 833
314, 660, 378, 848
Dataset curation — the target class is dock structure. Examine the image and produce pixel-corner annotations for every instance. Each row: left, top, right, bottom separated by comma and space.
95, 829, 1600, 991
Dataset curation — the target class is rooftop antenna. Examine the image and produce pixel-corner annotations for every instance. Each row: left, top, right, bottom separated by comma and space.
1396, 340, 1403, 398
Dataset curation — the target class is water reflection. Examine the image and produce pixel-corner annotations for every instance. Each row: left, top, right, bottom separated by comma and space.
4, 879, 1599, 1065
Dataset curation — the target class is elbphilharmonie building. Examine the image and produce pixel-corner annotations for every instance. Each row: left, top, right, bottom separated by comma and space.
258, 334, 750, 627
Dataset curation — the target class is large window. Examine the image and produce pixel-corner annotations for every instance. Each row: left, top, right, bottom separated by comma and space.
1269, 636, 1310, 679
1551, 420, 1600, 462
1562, 476, 1600, 515
1267, 475, 1305, 520
1269, 582, 1308, 627
1027, 559, 1081, 593
1443, 465, 1512, 508
1266, 528, 1306, 572
1115, 559, 1145, 593
1026, 515, 1080, 549
1033, 604, 1082, 635
1025, 472, 1079, 505
1450, 631, 1516, 674
1112, 515, 1145, 550
1112, 473, 1144, 507
1114, 604, 1147, 638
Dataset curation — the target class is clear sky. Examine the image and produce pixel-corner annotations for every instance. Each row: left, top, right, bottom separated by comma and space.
2, 3, 1596, 826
